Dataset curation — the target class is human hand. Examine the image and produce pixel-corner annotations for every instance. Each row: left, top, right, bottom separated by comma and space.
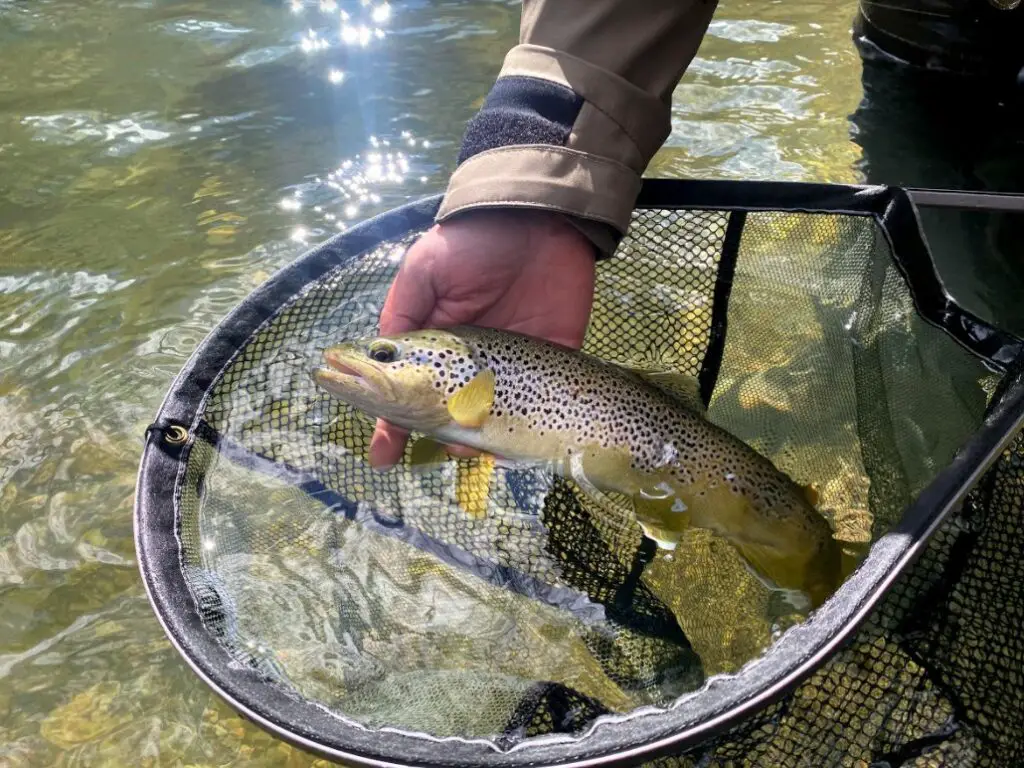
368, 208, 597, 468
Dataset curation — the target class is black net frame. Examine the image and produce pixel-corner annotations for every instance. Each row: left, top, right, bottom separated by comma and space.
133, 179, 1024, 768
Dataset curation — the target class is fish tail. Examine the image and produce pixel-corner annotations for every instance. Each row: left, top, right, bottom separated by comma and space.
805, 534, 853, 609
735, 530, 846, 611
835, 539, 871, 584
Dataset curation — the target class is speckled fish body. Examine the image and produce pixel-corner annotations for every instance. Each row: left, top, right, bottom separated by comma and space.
313, 325, 844, 608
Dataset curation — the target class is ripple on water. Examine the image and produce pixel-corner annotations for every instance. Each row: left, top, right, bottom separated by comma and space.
276, 131, 439, 245
659, 120, 806, 181
0, 596, 329, 766
0, 269, 137, 387
707, 19, 797, 44
160, 19, 253, 42
675, 83, 814, 120
0, 388, 140, 583
20, 112, 175, 157
688, 56, 802, 83
226, 44, 295, 69
0, 270, 135, 300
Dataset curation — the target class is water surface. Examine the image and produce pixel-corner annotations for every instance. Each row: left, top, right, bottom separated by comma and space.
1, 0, 1021, 764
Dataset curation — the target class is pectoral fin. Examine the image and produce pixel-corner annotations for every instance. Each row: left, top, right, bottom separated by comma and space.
734, 539, 802, 596
568, 448, 696, 550
633, 488, 693, 550
732, 536, 838, 610
447, 369, 496, 428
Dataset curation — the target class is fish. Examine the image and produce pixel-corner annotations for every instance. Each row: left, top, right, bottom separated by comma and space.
312, 325, 846, 609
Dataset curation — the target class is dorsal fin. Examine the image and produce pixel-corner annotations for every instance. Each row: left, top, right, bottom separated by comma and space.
624, 365, 706, 415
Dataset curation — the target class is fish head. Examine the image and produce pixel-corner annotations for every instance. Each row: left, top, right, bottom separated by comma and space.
312, 328, 490, 432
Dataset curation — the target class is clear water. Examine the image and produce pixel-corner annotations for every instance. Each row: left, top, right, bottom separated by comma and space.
1, 0, 1022, 763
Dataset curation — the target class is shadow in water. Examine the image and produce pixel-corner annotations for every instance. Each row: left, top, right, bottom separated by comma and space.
848, 50, 1024, 336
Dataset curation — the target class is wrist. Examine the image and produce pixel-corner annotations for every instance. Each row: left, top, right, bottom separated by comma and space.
435, 207, 602, 261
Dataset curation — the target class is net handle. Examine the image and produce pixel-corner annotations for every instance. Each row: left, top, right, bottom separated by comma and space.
908, 187, 1024, 212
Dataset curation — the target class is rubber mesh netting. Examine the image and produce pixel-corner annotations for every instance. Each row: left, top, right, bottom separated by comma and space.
665, 427, 1024, 767
173, 204, 1007, 761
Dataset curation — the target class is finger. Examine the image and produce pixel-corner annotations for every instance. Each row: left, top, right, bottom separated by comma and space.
370, 424, 480, 466
372, 240, 439, 462
379, 239, 438, 335
443, 443, 482, 459
369, 418, 409, 469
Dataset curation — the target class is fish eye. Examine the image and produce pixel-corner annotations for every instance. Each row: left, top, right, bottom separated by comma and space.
367, 340, 399, 364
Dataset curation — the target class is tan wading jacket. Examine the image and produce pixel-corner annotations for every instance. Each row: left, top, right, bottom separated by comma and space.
434, 0, 721, 259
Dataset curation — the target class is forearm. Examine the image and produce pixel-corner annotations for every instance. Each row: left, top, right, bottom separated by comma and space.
437, 0, 719, 257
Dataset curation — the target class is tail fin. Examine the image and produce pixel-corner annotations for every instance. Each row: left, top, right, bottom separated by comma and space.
839, 540, 870, 582
805, 536, 870, 609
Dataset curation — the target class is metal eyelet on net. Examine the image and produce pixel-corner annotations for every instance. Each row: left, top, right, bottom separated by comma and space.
164, 425, 189, 445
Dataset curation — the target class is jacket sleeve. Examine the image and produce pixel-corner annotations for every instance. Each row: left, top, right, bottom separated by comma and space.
435, 0, 719, 258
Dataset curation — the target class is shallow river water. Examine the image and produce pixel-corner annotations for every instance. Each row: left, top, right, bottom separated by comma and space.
1, 0, 1022, 764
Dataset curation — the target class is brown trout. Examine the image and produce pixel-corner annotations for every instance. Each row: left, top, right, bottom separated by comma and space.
312, 325, 845, 609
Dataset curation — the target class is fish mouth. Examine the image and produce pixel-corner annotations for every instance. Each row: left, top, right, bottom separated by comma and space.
312, 347, 383, 397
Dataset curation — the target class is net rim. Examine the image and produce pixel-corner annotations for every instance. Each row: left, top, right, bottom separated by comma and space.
134, 179, 1024, 767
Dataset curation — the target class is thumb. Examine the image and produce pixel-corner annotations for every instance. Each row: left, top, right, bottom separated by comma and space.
378, 236, 437, 335
370, 236, 438, 468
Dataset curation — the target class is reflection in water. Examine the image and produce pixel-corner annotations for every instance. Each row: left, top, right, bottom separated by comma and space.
277, 131, 433, 244
850, 58, 1024, 334
655, 0, 864, 183
292, 0, 394, 82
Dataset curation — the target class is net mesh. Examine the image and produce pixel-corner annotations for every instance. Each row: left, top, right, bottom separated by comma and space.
171, 205, 1004, 757
663, 425, 1024, 768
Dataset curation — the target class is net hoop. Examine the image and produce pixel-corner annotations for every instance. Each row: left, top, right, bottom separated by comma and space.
134, 179, 1024, 768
